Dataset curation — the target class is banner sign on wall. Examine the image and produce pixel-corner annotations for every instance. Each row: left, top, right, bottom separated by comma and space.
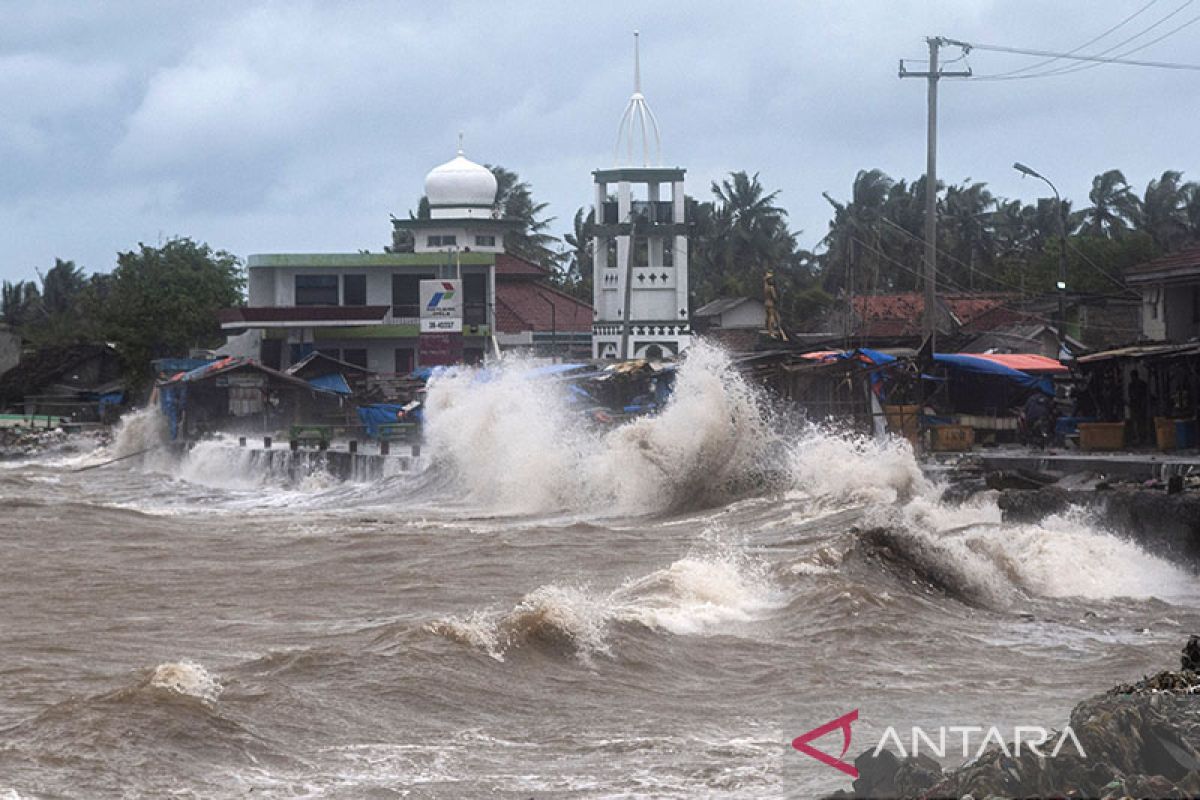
419, 279, 463, 333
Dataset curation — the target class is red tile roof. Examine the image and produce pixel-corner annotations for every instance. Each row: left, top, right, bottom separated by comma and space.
850, 293, 1014, 338
1126, 245, 1200, 282
495, 253, 550, 277
495, 281, 593, 334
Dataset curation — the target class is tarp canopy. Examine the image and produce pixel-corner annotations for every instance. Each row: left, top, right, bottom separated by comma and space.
962, 353, 1066, 374
356, 404, 415, 438
932, 354, 1054, 394
307, 373, 352, 395
807, 348, 1054, 411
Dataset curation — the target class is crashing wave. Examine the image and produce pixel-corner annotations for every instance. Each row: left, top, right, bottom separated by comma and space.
427, 549, 780, 660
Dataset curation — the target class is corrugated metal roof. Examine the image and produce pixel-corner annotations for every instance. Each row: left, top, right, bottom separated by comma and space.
1077, 342, 1200, 363
695, 296, 752, 317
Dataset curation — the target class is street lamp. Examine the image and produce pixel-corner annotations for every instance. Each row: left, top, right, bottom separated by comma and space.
1013, 161, 1068, 354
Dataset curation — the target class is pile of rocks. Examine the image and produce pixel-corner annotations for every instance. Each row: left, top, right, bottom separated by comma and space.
832, 637, 1200, 798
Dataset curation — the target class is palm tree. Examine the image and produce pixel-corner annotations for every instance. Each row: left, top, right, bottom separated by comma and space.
559, 206, 594, 301
488, 165, 561, 269
1185, 181, 1200, 246
1079, 170, 1140, 238
943, 181, 995, 290
1138, 170, 1190, 252
820, 168, 894, 293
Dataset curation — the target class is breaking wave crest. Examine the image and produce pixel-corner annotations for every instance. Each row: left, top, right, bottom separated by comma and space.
427, 549, 779, 661
857, 494, 1200, 608
762, 426, 1199, 609
109, 406, 169, 458
146, 660, 222, 705
786, 428, 929, 507
421, 343, 770, 515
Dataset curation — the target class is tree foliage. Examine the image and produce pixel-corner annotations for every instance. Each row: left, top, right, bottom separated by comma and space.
2, 238, 244, 380
815, 167, 1200, 302
103, 238, 245, 369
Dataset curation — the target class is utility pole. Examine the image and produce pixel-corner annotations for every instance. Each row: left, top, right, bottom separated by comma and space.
899, 37, 971, 351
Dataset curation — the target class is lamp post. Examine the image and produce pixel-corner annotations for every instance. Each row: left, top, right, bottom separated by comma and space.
1013, 162, 1068, 354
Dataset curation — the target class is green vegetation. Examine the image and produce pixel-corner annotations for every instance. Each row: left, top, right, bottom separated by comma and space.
1, 238, 244, 380
816, 168, 1200, 302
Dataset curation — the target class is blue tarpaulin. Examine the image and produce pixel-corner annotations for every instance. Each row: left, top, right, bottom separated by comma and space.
356, 404, 409, 439
308, 373, 352, 395
932, 354, 1054, 396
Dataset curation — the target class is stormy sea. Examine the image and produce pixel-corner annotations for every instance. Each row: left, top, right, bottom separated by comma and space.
2, 345, 1197, 798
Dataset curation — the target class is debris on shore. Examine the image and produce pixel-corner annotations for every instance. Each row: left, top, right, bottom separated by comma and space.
829, 637, 1200, 799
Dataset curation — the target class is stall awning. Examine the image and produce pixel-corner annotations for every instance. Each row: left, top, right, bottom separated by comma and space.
952, 353, 1066, 374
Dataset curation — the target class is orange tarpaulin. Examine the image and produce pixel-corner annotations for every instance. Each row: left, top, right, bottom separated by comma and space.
965, 353, 1067, 374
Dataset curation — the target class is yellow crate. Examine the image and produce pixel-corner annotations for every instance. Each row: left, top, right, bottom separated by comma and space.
931, 424, 974, 452
1079, 422, 1125, 451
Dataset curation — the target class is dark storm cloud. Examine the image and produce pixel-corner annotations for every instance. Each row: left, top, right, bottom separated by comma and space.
0, 0, 1196, 279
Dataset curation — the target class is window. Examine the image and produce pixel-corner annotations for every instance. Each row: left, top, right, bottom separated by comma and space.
289, 343, 315, 364
343, 348, 368, 369
395, 348, 415, 374
427, 235, 457, 247
474, 234, 496, 247
463, 273, 487, 326
315, 347, 340, 362
392, 273, 432, 318
343, 274, 367, 306
295, 274, 339, 305
260, 339, 283, 371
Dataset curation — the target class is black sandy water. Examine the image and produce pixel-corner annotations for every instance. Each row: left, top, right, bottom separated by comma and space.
2, 349, 1197, 798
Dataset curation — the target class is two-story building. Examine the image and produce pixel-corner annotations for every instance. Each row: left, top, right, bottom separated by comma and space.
1126, 245, 1200, 342
218, 148, 593, 372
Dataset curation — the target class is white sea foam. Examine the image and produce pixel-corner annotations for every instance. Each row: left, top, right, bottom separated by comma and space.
785, 427, 930, 507
863, 488, 1199, 607
422, 343, 769, 515
775, 424, 1197, 607
148, 660, 221, 704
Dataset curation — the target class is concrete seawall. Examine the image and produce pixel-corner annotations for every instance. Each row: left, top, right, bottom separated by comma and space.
170, 441, 420, 483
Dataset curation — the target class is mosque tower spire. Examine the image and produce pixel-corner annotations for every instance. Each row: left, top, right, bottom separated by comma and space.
614, 30, 662, 167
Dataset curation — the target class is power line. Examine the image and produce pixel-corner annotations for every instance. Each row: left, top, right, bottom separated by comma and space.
847, 236, 1147, 336
951, 23, 1200, 76
1024, 8, 1200, 79
982, 0, 1162, 79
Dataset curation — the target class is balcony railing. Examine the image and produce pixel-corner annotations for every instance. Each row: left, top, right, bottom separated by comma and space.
600, 200, 676, 225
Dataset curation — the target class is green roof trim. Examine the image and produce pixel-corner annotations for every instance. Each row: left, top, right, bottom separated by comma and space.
247, 252, 496, 268
592, 167, 687, 183
314, 324, 419, 340
313, 324, 491, 340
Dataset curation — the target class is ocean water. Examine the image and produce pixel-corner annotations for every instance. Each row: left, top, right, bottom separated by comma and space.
1, 345, 1196, 798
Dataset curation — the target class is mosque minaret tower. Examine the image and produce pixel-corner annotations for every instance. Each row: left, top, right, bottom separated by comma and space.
591, 32, 690, 360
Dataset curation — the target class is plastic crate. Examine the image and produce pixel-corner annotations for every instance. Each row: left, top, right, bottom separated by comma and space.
1155, 417, 1177, 451
930, 424, 975, 452
1078, 422, 1125, 451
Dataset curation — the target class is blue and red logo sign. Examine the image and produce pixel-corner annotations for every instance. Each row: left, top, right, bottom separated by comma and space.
426, 282, 457, 310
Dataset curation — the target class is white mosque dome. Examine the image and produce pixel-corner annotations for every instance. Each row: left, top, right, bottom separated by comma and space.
424, 151, 497, 208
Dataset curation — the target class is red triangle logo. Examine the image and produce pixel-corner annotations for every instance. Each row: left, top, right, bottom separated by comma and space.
792, 709, 859, 778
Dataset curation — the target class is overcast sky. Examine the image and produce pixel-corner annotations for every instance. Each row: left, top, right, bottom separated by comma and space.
2, 0, 1197, 284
